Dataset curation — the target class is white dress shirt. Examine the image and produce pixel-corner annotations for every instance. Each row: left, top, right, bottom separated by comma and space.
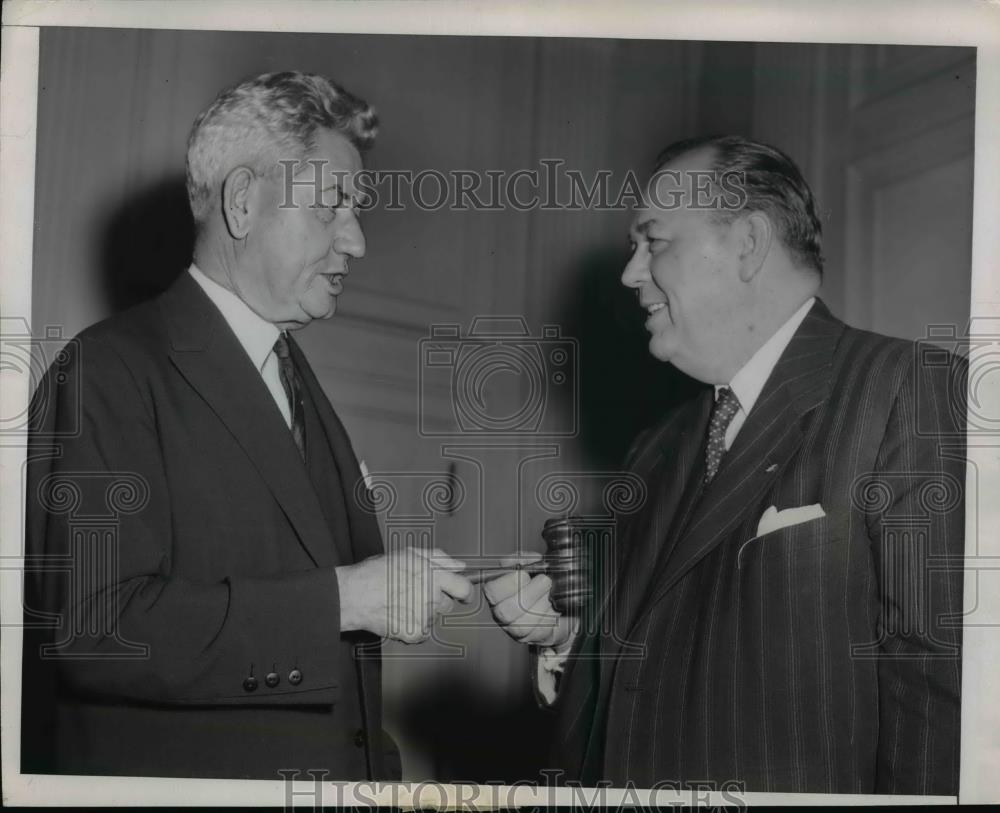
187, 264, 291, 428
715, 297, 815, 449
536, 297, 817, 703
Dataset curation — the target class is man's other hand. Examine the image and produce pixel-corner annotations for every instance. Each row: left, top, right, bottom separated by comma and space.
483, 553, 574, 648
336, 547, 473, 643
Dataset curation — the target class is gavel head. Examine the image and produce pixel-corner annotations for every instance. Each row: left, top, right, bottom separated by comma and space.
541, 516, 592, 615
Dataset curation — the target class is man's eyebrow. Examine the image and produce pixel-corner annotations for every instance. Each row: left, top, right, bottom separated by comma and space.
631, 219, 654, 237
322, 182, 363, 203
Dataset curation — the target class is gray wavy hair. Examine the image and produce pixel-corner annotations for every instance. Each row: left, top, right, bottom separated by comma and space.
185, 71, 378, 227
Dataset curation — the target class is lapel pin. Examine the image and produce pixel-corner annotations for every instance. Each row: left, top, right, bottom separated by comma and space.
765, 463, 778, 473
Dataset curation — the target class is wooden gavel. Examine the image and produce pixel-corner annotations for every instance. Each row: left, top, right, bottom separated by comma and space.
459, 517, 591, 615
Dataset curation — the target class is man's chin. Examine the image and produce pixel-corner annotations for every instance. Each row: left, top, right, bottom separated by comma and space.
648, 335, 674, 363
302, 296, 337, 322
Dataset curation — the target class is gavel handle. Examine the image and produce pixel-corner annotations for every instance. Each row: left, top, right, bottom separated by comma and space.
463, 561, 547, 584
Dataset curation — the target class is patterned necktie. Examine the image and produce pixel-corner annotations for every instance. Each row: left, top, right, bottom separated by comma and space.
273, 334, 306, 460
704, 386, 740, 484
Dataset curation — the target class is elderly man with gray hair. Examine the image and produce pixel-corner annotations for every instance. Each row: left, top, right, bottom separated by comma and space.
22, 71, 472, 780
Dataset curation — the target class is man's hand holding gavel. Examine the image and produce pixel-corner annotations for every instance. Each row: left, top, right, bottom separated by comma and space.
337, 547, 473, 644
482, 553, 576, 648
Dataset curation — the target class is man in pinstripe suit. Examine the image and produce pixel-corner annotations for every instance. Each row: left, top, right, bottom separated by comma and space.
486, 136, 964, 794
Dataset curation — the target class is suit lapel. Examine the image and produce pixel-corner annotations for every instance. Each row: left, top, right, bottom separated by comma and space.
598, 388, 713, 647
640, 300, 845, 612
575, 393, 714, 780
160, 273, 336, 568
289, 337, 384, 562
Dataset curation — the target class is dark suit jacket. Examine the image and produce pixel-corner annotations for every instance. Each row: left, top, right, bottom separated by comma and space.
548, 300, 964, 794
22, 272, 398, 780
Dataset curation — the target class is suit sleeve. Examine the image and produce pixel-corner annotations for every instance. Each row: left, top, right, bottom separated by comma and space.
869, 351, 965, 795
26, 333, 346, 706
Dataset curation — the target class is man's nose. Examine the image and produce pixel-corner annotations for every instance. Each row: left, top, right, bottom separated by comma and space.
620, 249, 647, 289
334, 213, 366, 260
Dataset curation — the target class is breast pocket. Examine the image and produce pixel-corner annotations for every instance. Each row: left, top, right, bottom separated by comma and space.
730, 511, 863, 705
736, 513, 844, 570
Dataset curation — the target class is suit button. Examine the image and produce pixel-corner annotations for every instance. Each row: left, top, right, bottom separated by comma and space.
265, 671, 280, 688
243, 676, 258, 692
353, 729, 366, 748
288, 669, 303, 685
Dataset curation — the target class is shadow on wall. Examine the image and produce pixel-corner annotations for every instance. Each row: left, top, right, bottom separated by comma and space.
100, 174, 194, 313
558, 246, 703, 469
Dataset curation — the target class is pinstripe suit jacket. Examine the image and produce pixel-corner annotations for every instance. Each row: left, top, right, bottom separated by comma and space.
549, 300, 964, 794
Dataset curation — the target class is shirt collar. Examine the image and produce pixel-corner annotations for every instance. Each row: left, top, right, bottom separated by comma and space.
187, 263, 281, 372
715, 297, 816, 412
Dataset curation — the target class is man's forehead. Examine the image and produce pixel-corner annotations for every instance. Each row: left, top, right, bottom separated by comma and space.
288, 163, 362, 197
281, 163, 360, 202
628, 147, 721, 229
296, 129, 363, 186
658, 146, 717, 176
649, 154, 716, 199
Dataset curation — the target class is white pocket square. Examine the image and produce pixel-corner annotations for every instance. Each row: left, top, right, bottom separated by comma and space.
755, 503, 825, 538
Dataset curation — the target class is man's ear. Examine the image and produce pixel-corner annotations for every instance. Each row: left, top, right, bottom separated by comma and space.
736, 211, 773, 282
221, 166, 255, 239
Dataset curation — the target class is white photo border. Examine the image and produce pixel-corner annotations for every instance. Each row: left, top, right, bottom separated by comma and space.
2, 0, 998, 806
